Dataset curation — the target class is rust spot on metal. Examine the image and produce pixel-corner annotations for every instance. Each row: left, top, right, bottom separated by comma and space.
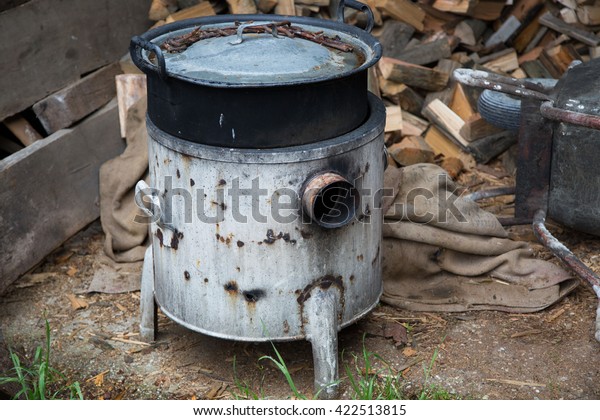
224, 281, 238, 294
237, 240, 244, 247
243, 289, 265, 303
190, 178, 195, 186
283, 320, 290, 334
220, 202, 227, 211
236, 267, 240, 272
350, 274, 355, 282
155, 229, 164, 247
357, 254, 364, 261
263, 229, 296, 245
218, 179, 226, 186
204, 278, 209, 283
297, 275, 344, 305
171, 230, 184, 250
184, 271, 191, 280
264, 229, 278, 244
216, 233, 221, 241
163, 158, 171, 165
176, 169, 181, 178
365, 162, 370, 172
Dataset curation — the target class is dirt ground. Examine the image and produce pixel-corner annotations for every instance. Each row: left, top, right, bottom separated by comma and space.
1, 167, 600, 400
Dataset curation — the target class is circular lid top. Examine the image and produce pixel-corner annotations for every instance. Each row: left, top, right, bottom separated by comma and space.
143, 20, 375, 86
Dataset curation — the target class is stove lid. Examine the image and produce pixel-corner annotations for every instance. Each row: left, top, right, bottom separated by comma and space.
143, 20, 376, 86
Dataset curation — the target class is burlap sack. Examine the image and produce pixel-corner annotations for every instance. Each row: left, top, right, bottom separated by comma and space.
99, 96, 149, 263
381, 164, 578, 312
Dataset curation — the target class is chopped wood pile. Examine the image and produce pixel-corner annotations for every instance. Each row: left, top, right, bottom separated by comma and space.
2, 0, 598, 177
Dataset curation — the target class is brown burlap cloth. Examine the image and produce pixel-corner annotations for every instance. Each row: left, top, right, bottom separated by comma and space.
98, 97, 577, 309
381, 164, 577, 312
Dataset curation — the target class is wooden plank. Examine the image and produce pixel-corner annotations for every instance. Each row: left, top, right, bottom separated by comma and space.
0, 0, 152, 122
0, 100, 125, 295
377, 0, 426, 32
482, 50, 520, 73
396, 84, 425, 115
379, 57, 450, 91
3, 116, 43, 147
32, 63, 122, 135
510, 0, 545, 22
539, 11, 600, 46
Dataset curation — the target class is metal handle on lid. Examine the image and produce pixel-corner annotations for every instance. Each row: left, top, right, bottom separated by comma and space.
130, 36, 167, 80
337, 0, 375, 33
229, 21, 281, 45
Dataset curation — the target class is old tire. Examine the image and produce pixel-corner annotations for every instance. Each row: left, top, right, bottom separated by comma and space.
477, 78, 557, 132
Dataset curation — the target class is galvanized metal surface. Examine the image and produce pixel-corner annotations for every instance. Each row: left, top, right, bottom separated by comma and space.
142, 17, 380, 87
141, 95, 385, 342
155, 27, 363, 85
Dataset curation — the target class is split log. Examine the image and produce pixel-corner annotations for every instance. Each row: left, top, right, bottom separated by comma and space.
378, 20, 415, 58
423, 58, 462, 108
459, 113, 504, 141
149, 0, 178, 20
401, 111, 430, 136
539, 11, 600, 46
440, 156, 464, 178
379, 82, 425, 115
377, 0, 426, 32
385, 106, 404, 133
432, 0, 476, 15
466, 130, 517, 163
422, 99, 469, 147
393, 36, 458, 66
226, 0, 258, 14
275, 0, 296, 15
116, 75, 148, 139
387, 136, 435, 166
165, 1, 215, 21
484, 15, 522, 48
470, 1, 506, 21
32, 63, 122, 135
379, 57, 450, 91
3, 116, 43, 147
577, 5, 600, 25
258, 0, 278, 13
454, 19, 487, 46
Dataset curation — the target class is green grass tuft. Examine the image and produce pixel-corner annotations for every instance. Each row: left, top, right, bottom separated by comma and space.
0, 320, 83, 400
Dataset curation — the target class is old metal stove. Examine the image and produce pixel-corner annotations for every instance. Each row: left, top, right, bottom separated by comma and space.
130, 3, 385, 398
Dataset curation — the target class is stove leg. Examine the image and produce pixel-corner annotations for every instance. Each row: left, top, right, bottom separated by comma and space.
140, 246, 157, 342
304, 288, 341, 399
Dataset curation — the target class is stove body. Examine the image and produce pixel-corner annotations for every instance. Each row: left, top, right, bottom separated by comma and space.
137, 95, 386, 398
